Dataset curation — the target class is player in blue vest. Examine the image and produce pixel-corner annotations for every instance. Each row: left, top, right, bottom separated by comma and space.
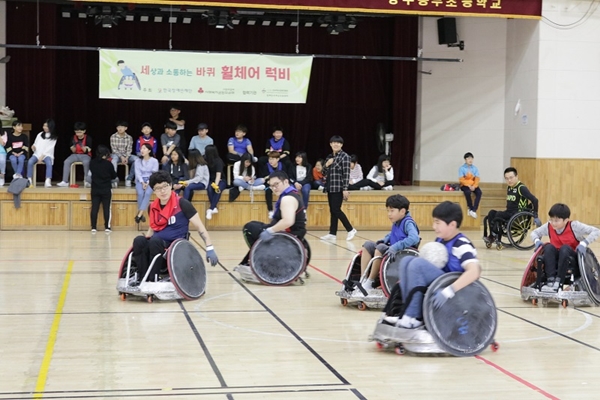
130, 170, 218, 286
356, 194, 420, 295
383, 201, 481, 329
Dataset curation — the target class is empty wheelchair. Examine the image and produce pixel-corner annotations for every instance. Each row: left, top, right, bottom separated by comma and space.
116, 238, 207, 303
484, 208, 536, 250
520, 246, 600, 307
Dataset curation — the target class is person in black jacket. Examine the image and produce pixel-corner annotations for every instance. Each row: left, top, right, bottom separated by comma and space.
89, 145, 117, 233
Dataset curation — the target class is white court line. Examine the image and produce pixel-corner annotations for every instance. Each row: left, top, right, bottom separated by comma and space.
192, 288, 370, 344
190, 283, 595, 346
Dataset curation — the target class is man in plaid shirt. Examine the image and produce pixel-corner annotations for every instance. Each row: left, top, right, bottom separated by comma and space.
110, 121, 137, 187
320, 135, 357, 241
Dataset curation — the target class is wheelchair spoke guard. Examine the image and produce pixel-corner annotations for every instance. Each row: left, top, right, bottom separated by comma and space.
250, 232, 306, 286
424, 272, 498, 357
167, 239, 207, 300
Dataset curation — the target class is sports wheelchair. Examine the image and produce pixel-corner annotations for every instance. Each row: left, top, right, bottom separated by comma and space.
335, 249, 419, 311
483, 207, 537, 250
369, 272, 499, 356
521, 246, 600, 307
116, 236, 207, 303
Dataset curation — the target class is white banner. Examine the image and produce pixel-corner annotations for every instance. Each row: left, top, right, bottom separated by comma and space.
99, 49, 313, 103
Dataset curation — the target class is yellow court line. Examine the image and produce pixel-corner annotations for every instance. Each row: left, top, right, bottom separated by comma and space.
33, 260, 74, 399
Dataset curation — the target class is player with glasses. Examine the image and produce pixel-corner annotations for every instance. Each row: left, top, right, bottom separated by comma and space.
235, 170, 306, 272
129, 170, 219, 286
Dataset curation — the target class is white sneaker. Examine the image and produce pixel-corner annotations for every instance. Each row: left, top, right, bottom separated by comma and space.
268, 211, 274, 219
383, 315, 400, 325
105, 228, 112, 233
318, 185, 324, 191
253, 184, 265, 191
320, 233, 336, 241
91, 229, 97, 233
13, 174, 18, 180
364, 187, 373, 191
0, 177, 4, 186
84, 182, 91, 188
397, 315, 424, 329
125, 180, 132, 187
57, 181, 69, 187
468, 210, 477, 218
383, 185, 393, 191
346, 229, 357, 241
212, 208, 218, 214
238, 186, 244, 192
111, 181, 118, 188
44, 178, 52, 188
206, 209, 213, 220
27, 178, 33, 186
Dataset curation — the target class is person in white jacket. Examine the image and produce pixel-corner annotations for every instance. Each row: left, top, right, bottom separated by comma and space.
233, 152, 266, 192
348, 154, 394, 191
367, 154, 395, 190
27, 119, 58, 187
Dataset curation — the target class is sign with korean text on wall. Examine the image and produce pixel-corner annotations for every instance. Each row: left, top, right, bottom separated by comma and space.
99, 49, 314, 103
89, 0, 542, 19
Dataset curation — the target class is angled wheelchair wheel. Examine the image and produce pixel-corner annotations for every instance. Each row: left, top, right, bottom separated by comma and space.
379, 248, 419, 298
507, 211, 535, 250
579, 248, 600, 305
424, 272, 498, 357
118, 246, 135, 279
166, 239, 207, 300
520, 247, 544, 301
250, 232, 307, 286
301, 237, 312, 266
522, 247, 543, 287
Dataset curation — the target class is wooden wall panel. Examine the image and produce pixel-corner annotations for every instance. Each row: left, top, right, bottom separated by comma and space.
0, 188, 483, 231
1, 201, 69, 230
512, 157, 600, 224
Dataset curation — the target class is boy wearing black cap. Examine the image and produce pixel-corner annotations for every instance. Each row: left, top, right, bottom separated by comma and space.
188, 123, 213, 156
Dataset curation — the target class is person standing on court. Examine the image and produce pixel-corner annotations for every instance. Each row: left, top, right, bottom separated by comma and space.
320, 135, 357, 241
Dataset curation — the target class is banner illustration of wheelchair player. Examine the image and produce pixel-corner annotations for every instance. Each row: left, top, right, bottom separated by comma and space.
114, 60, 141, 90
99, 51, 143, 95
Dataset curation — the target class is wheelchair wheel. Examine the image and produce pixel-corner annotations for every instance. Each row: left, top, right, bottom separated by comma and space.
423, 272, 497, 357
166, 239, 207, 300
118, 246, 135, 279
250, 232, 307, 285
579, 248, 600, 305
301, 237, 312, 266
506, 211, 535, 250
379, 248, 419, 298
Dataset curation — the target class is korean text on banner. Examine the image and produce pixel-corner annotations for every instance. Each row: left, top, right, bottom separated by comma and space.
99, 49, 314, 104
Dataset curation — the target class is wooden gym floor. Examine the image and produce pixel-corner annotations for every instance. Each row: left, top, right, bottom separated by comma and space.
1, 228, 599, 400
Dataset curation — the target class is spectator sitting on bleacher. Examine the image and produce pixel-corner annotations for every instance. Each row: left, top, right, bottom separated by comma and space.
258, 126, 291, 168
57, 122, 92, 188
226, 124, 256, 164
